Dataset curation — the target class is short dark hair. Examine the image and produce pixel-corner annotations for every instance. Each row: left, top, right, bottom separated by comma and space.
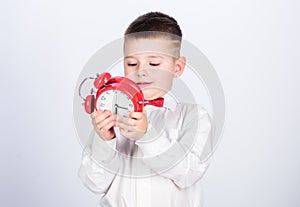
124, 12, 182, 39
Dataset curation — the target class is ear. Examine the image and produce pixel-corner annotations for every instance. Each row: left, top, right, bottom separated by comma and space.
174, 56, 186, 77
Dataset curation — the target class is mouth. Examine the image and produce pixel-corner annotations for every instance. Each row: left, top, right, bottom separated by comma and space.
136, 82, 153, 88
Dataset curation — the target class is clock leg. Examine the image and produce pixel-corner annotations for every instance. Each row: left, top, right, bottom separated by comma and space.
91, 95, 95, 113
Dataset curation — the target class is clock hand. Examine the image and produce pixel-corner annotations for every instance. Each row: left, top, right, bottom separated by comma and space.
115, 104, 129, 110
114, 90, 117, 114
115, 105, 118, 114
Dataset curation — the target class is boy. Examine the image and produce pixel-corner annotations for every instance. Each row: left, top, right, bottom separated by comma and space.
79, 12, 212, 207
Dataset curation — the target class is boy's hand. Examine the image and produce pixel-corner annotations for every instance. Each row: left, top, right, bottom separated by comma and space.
116, 109, 148, 140
91, 110, 116, 141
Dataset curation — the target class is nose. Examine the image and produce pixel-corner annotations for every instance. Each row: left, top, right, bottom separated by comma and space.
137, 69, 148, 77
137, 64, 148, 77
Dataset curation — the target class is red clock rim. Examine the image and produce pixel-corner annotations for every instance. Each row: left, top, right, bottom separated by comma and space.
95, 76, 144, 113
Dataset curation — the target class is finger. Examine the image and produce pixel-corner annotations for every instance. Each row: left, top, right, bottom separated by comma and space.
90, 110, 101, 119
116, 121, 135, 131
119, 128, 134, 137
96, 116, 115, 131
116, 116, 136, 126
129, 111, 146, 119
91, 110, 105, 121
94, 110, 112, 125
100, 119, 115, 132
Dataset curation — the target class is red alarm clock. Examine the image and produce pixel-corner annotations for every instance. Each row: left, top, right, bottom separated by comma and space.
81, 72, 145, 117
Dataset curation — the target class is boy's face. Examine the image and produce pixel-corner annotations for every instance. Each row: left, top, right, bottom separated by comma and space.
123, 38, 185, 100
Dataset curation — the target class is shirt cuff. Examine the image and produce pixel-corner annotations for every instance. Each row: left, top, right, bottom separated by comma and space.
90, 134, 117, 164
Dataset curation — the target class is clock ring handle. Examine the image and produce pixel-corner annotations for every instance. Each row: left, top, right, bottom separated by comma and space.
78, 76, 96, 100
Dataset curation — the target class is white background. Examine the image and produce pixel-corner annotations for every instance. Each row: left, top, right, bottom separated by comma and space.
1, 0, 299, 206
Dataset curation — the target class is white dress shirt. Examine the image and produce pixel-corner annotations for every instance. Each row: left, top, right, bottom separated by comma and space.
78, 94, 212, 207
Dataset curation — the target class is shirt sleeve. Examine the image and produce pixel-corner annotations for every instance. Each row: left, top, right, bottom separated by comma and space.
136, 105, 212, 189
78, 131, 119, 194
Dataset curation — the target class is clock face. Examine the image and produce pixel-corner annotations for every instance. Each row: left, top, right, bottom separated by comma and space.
97, 90, 134, 117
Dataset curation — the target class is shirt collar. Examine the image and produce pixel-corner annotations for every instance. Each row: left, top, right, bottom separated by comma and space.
144, 93, 178, 111
162, 93, 178, 111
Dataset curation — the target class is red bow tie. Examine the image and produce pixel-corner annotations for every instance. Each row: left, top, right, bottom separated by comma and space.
139, 97, 164, 107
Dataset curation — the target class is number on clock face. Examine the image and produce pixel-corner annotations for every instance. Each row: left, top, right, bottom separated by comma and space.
97, 90, 134, 117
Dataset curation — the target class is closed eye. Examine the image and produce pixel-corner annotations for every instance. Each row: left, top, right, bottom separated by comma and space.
149, 63, 160, 66
127, 63, 137, 66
